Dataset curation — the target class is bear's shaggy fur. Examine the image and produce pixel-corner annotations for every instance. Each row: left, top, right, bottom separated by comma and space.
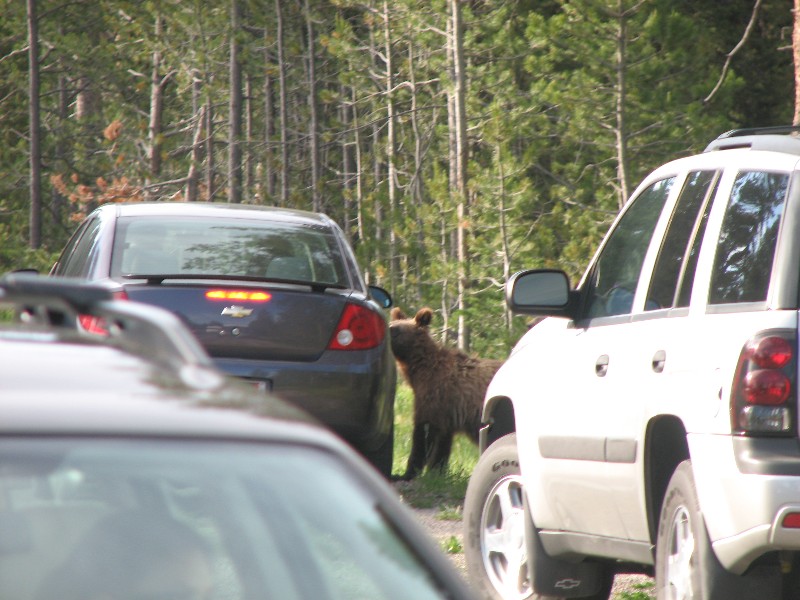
389, 307, 504, 480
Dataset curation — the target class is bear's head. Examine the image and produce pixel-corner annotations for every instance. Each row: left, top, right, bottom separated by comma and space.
389, 307, 435, 362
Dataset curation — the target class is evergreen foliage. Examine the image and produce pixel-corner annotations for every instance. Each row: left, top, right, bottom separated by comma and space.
0, 0, 793, 356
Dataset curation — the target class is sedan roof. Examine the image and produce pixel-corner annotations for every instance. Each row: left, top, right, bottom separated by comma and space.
101, 201, 336, 228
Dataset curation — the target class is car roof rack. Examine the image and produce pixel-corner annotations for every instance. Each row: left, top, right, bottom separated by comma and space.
716, 125, 800, 138
705, 125, 800, 155
0, 273, 217, 378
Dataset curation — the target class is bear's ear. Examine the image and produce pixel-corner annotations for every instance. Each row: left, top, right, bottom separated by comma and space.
415, 308, 433, 328
390, 307, 406, 321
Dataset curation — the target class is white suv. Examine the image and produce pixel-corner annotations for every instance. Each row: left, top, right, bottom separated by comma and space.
464, 126, 800, 600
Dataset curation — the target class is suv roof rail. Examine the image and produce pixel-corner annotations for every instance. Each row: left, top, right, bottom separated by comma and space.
0, 273, 216, 377
715, 125, 800, 139
705, 125, 800, 155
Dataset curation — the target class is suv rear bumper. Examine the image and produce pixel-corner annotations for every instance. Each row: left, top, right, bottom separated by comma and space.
690, 433, 800, 573
713, 505, 800, 574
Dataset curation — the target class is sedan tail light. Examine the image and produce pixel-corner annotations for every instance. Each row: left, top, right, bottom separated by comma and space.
327, 303, 386, 351
731, 332, 796, 435
78, 289, 130, 335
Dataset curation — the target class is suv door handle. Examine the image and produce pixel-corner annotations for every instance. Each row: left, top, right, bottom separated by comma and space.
652, 350, 666, 373
595, 354, 609, 377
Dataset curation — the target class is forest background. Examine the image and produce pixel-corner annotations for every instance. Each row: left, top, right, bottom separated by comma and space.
1, 0, 796, 358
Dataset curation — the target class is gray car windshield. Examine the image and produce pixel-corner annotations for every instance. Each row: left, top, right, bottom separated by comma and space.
0, 438, 448, 600
111, 216, 346, 286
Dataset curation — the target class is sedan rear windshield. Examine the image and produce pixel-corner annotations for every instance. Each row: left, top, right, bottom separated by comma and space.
0, 437, 449, 600
110, 216, 348, 286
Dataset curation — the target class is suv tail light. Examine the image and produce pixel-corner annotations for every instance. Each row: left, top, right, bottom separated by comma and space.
327, 303, 386, 351
78, 289, 130, 335
731, 332, 796, 435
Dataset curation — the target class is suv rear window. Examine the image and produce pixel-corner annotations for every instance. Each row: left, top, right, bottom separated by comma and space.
709, 171, 789, 305
110, 216, 346, 285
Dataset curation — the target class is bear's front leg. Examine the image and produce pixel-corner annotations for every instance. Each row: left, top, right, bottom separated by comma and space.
394, 422, 430, 481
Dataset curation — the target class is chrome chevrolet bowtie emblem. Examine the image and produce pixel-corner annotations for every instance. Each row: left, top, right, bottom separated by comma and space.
221, 305, 253, 318
555, 579, 581, 590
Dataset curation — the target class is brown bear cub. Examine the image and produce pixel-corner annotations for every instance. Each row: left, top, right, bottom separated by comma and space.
389, 307, 504, 480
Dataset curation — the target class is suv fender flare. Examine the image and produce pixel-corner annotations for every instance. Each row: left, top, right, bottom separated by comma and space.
479, 396, 516, 454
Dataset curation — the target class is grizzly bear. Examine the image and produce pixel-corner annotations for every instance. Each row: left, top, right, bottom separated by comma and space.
389, 307, 504, 480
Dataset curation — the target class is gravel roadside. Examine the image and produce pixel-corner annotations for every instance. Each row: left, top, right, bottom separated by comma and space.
410, 507, 654, 598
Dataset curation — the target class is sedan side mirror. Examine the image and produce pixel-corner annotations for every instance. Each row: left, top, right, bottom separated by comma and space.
369, 285, 393, 309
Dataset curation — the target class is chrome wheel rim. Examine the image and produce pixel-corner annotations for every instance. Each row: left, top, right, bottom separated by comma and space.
479, 474, 532, 599
665, 505, 695, 600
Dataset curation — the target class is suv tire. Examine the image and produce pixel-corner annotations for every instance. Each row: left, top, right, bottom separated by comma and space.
656, 460, 779, 600
465, 433, 614, 600
464, 433, 533, 599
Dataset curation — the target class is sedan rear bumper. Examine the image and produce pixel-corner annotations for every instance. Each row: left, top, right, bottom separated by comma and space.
214, 351, 396, 452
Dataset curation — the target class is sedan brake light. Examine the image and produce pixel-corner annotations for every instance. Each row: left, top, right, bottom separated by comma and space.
731, 332, 796, 435
205, 290, 272, 302
328, 303, 386, 351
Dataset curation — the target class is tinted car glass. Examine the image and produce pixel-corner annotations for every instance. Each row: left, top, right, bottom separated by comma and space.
675, 176, 717, 308
58, 217, 102, 277
0, 438, 450, 600
709, 171, 789, 304
646, 171, 718, 310
110, 216, 345, 286
584, 177, 675, 318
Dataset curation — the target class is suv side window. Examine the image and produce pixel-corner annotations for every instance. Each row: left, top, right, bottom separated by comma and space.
646, 171, 719, 310
57, 217, 102, 277
709, 171, 789, 305
584, 177, 675, 318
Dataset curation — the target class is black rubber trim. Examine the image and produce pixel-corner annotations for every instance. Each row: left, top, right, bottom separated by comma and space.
733, 436, 800, 475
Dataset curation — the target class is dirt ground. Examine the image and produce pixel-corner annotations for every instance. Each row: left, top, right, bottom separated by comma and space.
410, 508, 654, 598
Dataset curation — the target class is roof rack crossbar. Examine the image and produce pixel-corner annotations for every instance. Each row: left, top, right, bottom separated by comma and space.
0, 273, 213, 372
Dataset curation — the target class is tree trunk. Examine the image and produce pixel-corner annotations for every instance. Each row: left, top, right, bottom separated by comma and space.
275, 0, 289, 206
614, 0, 631, 208
52, 71, 69, 223
228, 0, 243, 203
383, 1, 398, 297
340, 83, 353, 241
305, 0, 321, 213
186, 74, 203, 204
369, 21, 383, 274
263, 30, 276, 202
147, 15, 165, 200
409, 39, 426, 306
451, 0, 469, 352
27, 0, 41, 249
496, 141, 512, 334
244, 74, 253, 200
205, 98, 216, 200
794, 0, 800, 125
352, 86, 365, 249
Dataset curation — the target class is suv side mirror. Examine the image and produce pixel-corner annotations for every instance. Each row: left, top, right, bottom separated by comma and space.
506, 269, 576, 318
